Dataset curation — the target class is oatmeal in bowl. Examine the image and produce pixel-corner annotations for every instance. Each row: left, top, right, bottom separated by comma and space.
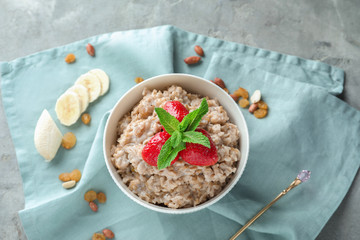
103, 74, 249, 214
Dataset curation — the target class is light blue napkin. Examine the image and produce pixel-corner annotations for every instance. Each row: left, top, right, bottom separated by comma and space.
1, 25, 359, 240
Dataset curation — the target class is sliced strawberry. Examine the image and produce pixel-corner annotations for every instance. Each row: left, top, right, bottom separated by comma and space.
142, 131, 179, 167
163, 101, 189, 122
179, 129, 218, 166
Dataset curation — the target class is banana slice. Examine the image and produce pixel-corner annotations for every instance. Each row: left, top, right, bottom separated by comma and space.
89, 69, 110, 96
34, 109, 63, 161
55, 92, 81, 126
66, 85, 89, 113
75, 73, 101, 102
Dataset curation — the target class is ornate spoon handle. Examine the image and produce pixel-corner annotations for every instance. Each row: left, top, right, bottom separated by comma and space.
230, 170, 311, 240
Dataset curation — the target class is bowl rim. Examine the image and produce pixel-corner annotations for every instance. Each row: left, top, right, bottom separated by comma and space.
103, 73, 249, 214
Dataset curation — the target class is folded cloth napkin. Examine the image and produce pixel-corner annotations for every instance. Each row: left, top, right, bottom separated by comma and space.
1, 25, 359, 240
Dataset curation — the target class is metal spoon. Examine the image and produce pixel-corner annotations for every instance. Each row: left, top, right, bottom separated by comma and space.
230, 170, 311, 240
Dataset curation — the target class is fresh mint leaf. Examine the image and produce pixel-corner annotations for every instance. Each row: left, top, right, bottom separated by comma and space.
155, 98, 210, 169
155, 108, 180, 135
178, 98, 208, 132
170, 130, 182, 148
178, 110, 197, 132
157, 141, 186, 170
183, 131, 210, 148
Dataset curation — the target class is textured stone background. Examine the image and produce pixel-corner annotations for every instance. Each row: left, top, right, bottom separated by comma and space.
0, 0, 359, 239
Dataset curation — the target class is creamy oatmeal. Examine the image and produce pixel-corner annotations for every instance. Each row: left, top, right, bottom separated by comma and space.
110, 85, 240, 209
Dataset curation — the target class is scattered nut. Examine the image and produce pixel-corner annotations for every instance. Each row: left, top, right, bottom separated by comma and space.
134, 77, 144, 84
62, 180, 76, 189
230, 94, 239, 102
92, 233, 106, 240
184, 56, 201, 65
65, 53, 76, 64
97, 192, 107, 203
232, 87, 268, 119
89, 201, 98, 212
234, 87, 249, 99
102, 229, 115, 239
222, 87, 229, 94
212, 77, 226, 89
254, 108, 268, 119
61, 132, 76, 149
250, 90, 261, 104
86, 43, 95, 57
239, 98, 250, 108
194, 45, 204, 56
248, 103, 259, 113
81, 113, 91, 125
84, 190, 97, 202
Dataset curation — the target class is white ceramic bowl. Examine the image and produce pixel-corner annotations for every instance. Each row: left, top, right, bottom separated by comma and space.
103, 73, 249, 214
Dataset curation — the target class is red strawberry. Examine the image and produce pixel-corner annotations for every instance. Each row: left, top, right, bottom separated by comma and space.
142, 131, 179, 166
163, 101, 189, 122
179, 129, 218, 166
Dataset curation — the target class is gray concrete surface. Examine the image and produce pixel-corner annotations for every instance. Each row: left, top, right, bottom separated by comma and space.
0, 0, 359, 239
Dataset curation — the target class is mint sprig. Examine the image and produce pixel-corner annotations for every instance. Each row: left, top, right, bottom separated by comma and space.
154, 108, 179, 135
157, 141, 186, 170
182, 131, 210, 148
155, 98, 210, 170
170, 130, 182, 147
179, 99, 208, 132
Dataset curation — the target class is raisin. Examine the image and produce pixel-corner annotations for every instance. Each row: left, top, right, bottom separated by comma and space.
254, 109, 268, 119
134, 77, 144, 84
84, 190, 97, 202
230, 94, 239, 102
59, 172, 71, 182
97, 192, 107, 203
92, 233, 105, 240
239, 98, 250, 108
81, 113, 91, 125
61, 132, 76, 149
65, 53, 76, 63
257, 100, 268, 110
70, 169, 81, 182
234, 87, 249, 99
